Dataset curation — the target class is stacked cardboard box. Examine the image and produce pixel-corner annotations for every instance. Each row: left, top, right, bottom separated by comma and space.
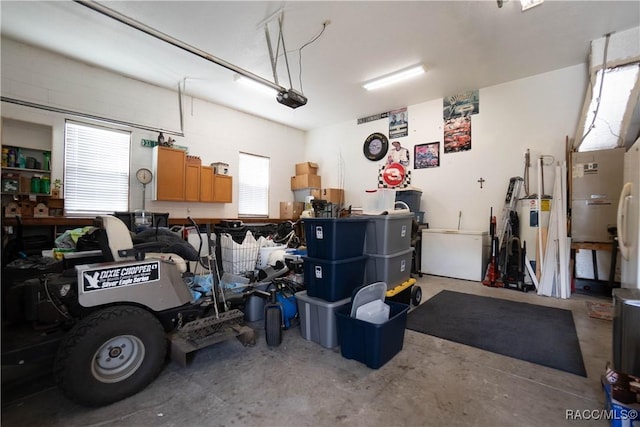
291, 162, 321, 190
280, 201, 305, 220
317, 188, 344, 205
295, 162, 318, 175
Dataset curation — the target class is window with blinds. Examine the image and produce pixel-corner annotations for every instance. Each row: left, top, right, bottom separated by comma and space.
238, 152, 270, 217
64, 121, 131, 216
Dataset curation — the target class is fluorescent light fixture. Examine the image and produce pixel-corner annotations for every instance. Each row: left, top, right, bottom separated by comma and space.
363, 64, 426, 91
520, 0, 543, 11
234, 75, 277, 95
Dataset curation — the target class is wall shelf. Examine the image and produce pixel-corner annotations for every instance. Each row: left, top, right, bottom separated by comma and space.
2, 166, 51, 174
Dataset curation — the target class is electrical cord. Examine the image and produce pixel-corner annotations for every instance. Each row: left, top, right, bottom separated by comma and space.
297, 22, 327, 93
579, 33, 611, 147
523, 149, 530, 196
268, 18, 328, 94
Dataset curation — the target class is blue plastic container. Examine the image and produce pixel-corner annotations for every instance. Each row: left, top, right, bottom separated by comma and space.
303, 217, 368, 260
335, 301, 409, 369
395, 190, 422, 213
303, 255, 367, 302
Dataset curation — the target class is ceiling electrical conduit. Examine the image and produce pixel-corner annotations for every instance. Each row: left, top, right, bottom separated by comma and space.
75, 0, 287, 94
0, 94, 185, 137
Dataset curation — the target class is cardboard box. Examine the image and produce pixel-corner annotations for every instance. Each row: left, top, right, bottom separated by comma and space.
19, 176, 31, 193
211, 162, 229, 175
48, 198, 64, 217
293, 188, 321, 203
295, 162, 318, 175
291, 174, 321, 190
280, 201, 304, 220
318, 188, 344, 205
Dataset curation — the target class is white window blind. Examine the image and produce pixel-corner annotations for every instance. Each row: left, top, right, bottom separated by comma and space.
64, 121, 131, 216
238, 152, 270, 217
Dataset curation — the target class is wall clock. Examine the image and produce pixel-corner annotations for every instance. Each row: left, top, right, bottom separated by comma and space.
363, 132, 389, 161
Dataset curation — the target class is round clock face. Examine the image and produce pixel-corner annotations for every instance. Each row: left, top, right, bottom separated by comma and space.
136, 168, 153, 184
363, 132, 389, 161
369, 139, 383, 155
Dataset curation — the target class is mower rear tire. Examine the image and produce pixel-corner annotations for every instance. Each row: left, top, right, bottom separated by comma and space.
265, 306, 282, 347
53, 305, 166, 406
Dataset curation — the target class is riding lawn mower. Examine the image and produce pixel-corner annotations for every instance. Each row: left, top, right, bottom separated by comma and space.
2, 215, 264, 407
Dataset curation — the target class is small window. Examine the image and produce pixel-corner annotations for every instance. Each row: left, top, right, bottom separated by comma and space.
64, 121, 131, 216
579, 63, 640, 152
238, 152, 270, 217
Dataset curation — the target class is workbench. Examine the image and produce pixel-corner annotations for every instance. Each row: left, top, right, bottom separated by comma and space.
570, 240, 619, 286
2, 215, 290, 233
1, 215, 294, 257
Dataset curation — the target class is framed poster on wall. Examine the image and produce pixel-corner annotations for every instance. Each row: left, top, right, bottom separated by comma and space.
444, 116, 471, 153
415, 142, 440, 169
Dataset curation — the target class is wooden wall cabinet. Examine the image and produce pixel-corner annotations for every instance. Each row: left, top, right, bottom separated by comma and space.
199, 166, 214, 202
213, 174, 232, 203
153, 146, 231, 203
152, 146, 185, 201
185, 163, 201, 202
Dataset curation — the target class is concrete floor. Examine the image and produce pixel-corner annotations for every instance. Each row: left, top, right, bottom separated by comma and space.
1, 275, 613, 427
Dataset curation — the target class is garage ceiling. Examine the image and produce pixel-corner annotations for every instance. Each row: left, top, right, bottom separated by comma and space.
1, 1, 639, 131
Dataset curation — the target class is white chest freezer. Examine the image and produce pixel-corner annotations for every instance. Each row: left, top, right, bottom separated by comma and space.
421, 229, 489, 281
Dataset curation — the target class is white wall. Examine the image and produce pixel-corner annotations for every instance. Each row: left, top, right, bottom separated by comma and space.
306, 64, 587, 231
2, 37, 589, 229
1, 37, 306, 219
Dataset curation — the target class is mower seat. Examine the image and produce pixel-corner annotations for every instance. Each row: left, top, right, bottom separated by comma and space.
95, 215, 187, 273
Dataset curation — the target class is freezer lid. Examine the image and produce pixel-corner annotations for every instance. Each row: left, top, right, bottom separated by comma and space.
422, 229, 488, 236
613, 288, 640, 303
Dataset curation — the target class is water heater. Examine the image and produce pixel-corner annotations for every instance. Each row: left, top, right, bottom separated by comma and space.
518, 195, 552, 264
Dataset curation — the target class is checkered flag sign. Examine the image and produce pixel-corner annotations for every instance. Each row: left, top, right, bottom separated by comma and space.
378, 164, 411, 188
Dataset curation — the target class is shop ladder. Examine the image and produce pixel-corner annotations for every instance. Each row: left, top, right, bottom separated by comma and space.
496, 177, 524, 248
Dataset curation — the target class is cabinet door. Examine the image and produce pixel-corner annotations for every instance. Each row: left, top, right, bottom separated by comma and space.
185, 164, 201, 202
154, 146, 185, 201
199, 166, 214, 202
213, 175, 232, 203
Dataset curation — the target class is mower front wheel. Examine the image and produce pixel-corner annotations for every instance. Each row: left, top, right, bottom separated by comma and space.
53, 305, 166, 406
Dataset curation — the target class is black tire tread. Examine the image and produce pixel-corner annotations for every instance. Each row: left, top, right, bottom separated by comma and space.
411, 286, 422, 306
265, 307, 282, 347
53, 305, 166, 406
